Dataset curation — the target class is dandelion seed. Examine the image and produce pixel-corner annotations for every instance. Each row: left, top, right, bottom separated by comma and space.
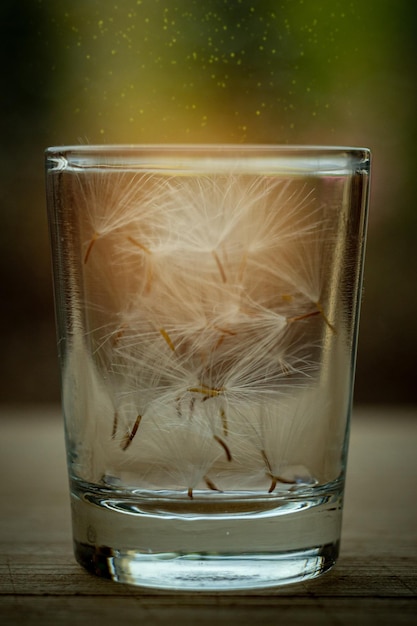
288, 310, 321, 324
261, 449, 296, 492
275, 474, 297, 485
188, 385, 224, 397
287, 304, 335, 333
213, 434, 232, 462
111, 411, 118, 439
315, 301, 337, 334
130, 407, 225, 493
204, 475, 222, 492
268, 477, 277, 493
121, 414, 142, 450
77, 170, 172, 265
220, 408, 228, 436
267, 474, 297, 492
84, 232, 99, 263
159, 328, 176, 352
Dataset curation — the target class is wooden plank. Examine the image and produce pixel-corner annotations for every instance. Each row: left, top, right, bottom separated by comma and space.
0, 406, 416, 625
0, 549, 416, 597
1, 595, 416, 626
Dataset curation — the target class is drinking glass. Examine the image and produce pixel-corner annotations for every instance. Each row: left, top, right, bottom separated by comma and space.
45, 145, 370, 590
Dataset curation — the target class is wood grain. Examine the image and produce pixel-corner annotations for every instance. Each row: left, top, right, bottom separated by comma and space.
0, 406, 416, 625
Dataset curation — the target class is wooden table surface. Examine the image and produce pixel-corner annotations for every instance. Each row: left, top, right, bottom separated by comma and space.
0, 405, 416, 625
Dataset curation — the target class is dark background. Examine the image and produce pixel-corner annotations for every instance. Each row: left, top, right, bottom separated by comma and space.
1, 0, 416, 406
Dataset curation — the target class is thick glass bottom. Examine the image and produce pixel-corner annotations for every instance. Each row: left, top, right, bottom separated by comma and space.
75, 541, 338, 590
71, 483, 343, 591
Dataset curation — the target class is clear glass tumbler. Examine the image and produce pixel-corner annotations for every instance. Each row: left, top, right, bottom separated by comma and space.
45, 145, 370, 590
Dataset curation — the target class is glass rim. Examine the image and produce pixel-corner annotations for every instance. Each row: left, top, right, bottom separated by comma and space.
45, 144, 371, 175
46, 143, 370, 154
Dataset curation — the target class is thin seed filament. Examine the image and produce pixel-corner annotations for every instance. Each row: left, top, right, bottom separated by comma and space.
212, 250, 227, 283
127, 235, 152, 255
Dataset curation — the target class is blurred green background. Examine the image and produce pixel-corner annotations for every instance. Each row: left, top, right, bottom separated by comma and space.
0, 0, 416, 405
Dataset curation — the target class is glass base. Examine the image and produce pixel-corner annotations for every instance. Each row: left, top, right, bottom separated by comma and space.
75, 541, 338, 590
71, 484, 342, 591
